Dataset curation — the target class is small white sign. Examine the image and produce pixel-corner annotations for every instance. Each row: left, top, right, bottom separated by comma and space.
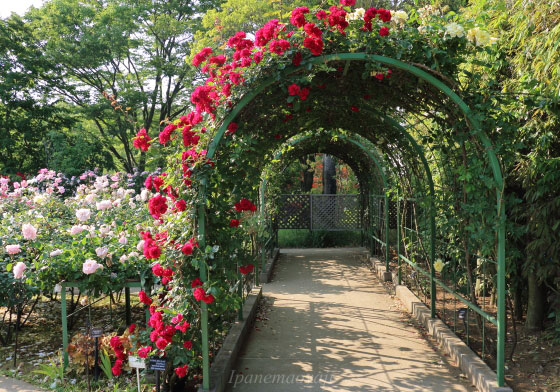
129, 356, 146, 369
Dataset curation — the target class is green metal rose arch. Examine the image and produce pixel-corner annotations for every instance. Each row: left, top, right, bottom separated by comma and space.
198, 53, 507, 389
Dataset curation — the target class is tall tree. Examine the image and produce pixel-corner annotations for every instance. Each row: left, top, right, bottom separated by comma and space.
26, 0, 221, 172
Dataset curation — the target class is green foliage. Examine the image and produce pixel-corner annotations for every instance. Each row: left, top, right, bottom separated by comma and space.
98, 350, 113, 380
32, 351, 65, 385
278, 229, 362, 248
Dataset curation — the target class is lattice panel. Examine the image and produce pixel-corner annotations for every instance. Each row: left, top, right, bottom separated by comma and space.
311, 195, 360, 230
276, 194, 311, 229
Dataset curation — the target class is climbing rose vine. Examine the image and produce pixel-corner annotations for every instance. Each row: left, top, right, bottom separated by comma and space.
127, 1, 495, 387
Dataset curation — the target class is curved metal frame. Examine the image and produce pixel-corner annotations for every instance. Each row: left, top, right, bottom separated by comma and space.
199, 53, 507, 389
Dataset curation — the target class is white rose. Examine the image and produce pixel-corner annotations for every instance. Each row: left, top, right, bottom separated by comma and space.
136, 240, 145, 251
445, 22, 465, 39
75, 208, 91, 222
50, 249, 63, 257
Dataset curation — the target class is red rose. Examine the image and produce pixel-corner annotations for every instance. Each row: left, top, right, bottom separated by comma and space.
129, 324, 136, 334
156, 337, 169, 350
303, 35, 324, 55
379, 26, 389, 36
191, 277, 203, 288
240, 264, 255, 275
290, 7, 309, 28
327, 6, 348, 33
138, 290, 153, 306
193, 287, 206, 301
226, 122, 238, 136
192, 47, 212, 67
175, 364, 188, 378
183, 340, 193, 350
176, 321, 190, 333
112, 359, 123, 376
202, 294, 215, 304
230, 219, 240, 227
288, 83, 301, 96
133, 128, 152, 151
152, 263, 164, 277
268, 39, 290, 55
378, 8, 391, 22
144, 175, 153, 190
316, 10, 327, 20
351, 106, 360, 112
340, 0, 356, 5
138, 346, 152, 358
181, 242, 193, 255
298, 87, 310, 101
174, 199, 187, 212
153, 175, 165, 191
292, 51, 303, 66
148, 194, 168, 219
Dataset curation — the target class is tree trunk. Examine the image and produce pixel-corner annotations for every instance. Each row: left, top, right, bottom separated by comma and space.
322, 155, 336, 194
525, 274, 547, 331
299, 156, 314, 192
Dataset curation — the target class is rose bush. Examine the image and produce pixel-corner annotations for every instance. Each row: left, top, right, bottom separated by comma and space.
0, 168, 156, 345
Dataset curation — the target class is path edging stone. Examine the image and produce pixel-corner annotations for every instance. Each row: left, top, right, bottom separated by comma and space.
197, 286, 263, 392
259, 248, 280, 284
368, 256, 512, 392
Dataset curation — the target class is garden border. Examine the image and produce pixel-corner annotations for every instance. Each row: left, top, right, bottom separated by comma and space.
197, 286, 262, 392
369, 257, 512, 392
259, 248, 280, 284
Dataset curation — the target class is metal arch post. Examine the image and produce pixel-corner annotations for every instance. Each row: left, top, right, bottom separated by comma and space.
396, 189, 402, 285
197, 178, 210, 391
205, 52, 506, 386
384, 193, 390, 269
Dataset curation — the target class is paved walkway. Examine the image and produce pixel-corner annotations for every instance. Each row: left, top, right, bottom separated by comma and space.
227, 248, 476, 392
0, 376, 44, 392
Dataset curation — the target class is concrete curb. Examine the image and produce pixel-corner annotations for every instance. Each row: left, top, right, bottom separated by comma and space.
259, 248, 280, 284
198, 286, 263, 392
369, 257, 512, 392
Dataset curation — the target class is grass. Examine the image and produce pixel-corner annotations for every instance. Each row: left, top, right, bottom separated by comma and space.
277, 229, 363, 248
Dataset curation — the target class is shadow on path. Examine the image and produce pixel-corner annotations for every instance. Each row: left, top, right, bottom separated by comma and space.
227, 248, 476, 392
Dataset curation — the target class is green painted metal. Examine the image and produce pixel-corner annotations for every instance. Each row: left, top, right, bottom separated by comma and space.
363, 109, 437, 318
197, 183, 210, 390
396, 190, 402, 285
61, 287, 68, 368
384, 195, 390, 268
204, 52, 506, 387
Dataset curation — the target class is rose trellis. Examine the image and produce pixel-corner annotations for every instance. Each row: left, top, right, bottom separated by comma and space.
131, 1, 507, 390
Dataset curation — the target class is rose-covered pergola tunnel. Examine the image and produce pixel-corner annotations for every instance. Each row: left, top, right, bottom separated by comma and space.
197, 53, 506, 390
257, 132, 391, 254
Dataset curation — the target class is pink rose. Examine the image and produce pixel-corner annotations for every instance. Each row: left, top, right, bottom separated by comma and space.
22, 223, 37, 240
69, 225, 85, 235
96, 200, 112, 210
6, 244, 21, 255
96, 246, 109, 258
13, 262, 26, 279
83, 259, 103, 275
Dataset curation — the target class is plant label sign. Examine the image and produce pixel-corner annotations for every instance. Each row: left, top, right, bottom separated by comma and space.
149, 357, 167, 371
90, 327, 103, 338
129, 356, 146, 369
